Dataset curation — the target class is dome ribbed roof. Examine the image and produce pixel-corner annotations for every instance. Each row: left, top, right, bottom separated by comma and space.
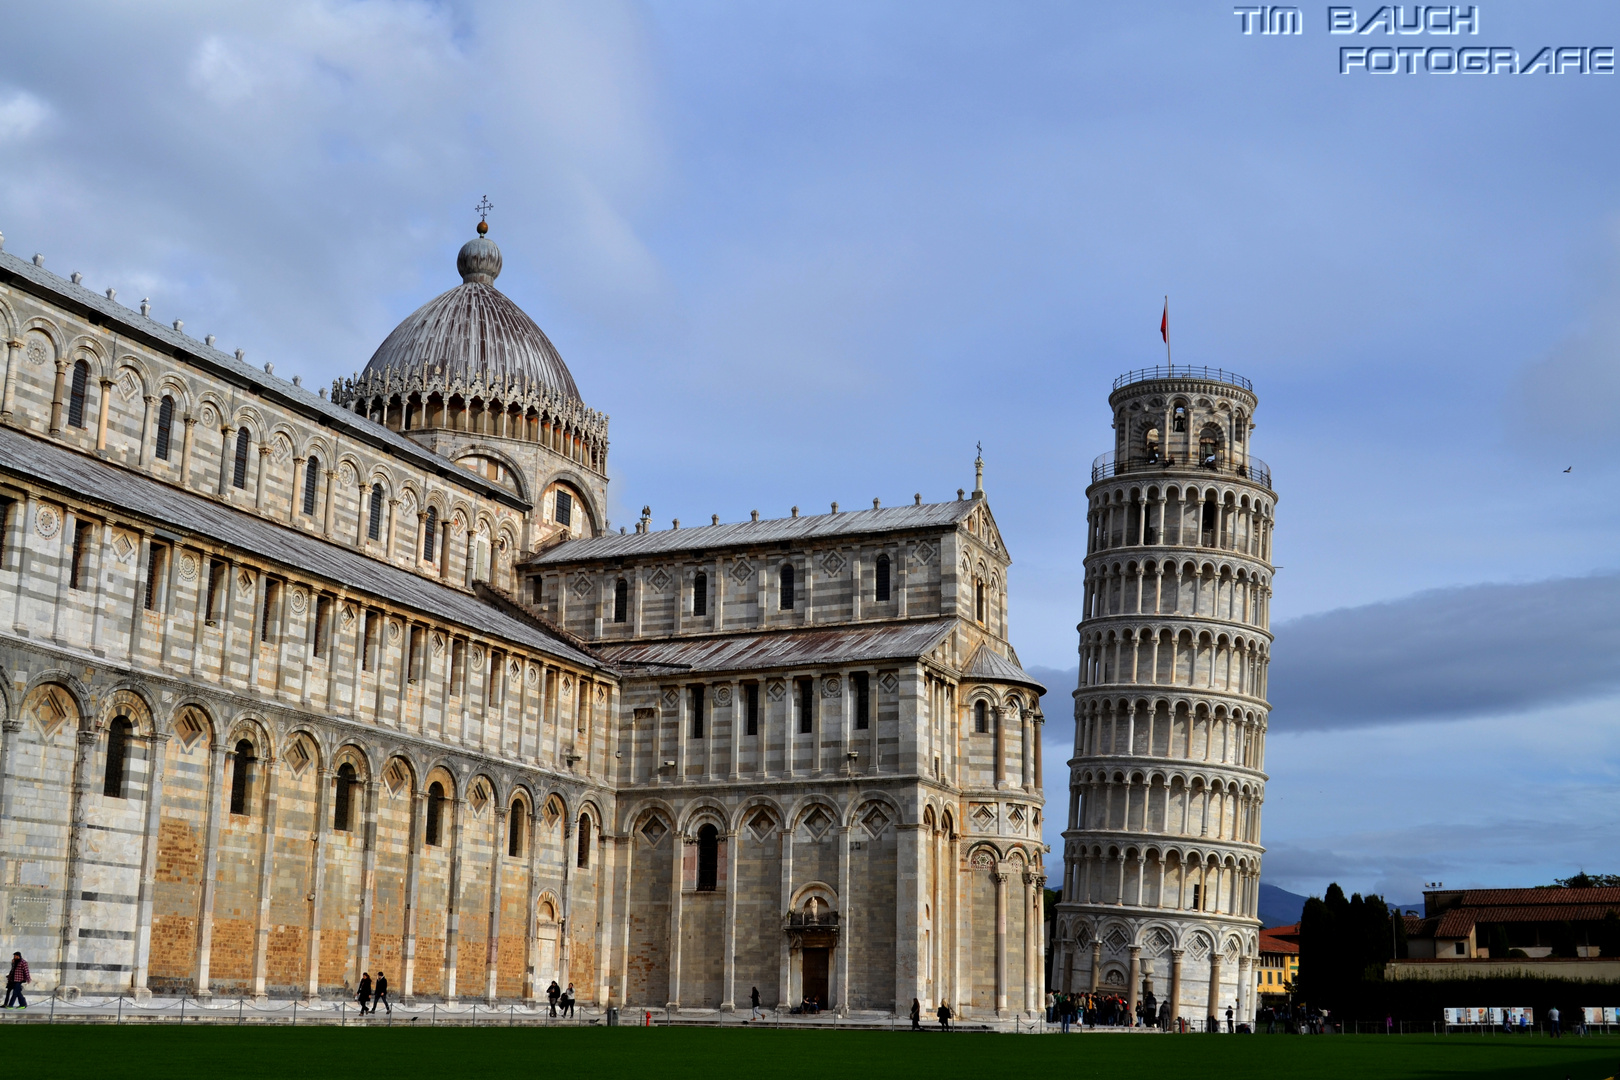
362, 233, 581, 402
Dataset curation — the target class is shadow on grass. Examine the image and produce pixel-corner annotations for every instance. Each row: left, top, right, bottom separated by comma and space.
5, 1025, 1620, 1080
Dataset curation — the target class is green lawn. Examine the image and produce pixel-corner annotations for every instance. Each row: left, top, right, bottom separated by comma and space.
5, 1026, 1619, 1080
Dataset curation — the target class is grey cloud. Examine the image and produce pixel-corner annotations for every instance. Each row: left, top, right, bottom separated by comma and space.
1270, 573, 1620, 730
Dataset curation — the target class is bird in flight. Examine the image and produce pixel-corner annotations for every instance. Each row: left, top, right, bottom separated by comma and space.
1564, 466, 1573, 473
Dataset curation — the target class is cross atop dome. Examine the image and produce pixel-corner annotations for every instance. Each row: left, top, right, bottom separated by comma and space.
475, 195, 493, 236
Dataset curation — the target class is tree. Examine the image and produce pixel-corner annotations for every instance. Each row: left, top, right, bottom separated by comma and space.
1297, 883, 1398, 1015
1598, 911, 1620, 959
1548, 872, 1620, 889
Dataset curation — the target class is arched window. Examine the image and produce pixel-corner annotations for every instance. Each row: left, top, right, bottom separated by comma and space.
1144, 426, 1161, 462
229, 739, 255, 815
302, 456, 320, 516
974, 700, 989, 734
68, 360, 91, 428
334, 762, 357, 832
692, 571, 708, 617
613, 578, 628, 623
1172, 405, 1187, 433
554, 489, 573, 528
1233, 412, 1245, 444
875, 554, 891, 602
423, 507, 439, 562
1199, 428, 1220, 466
425, 781, 445, 846
780, 563, 795, 610
103, 716, 133, 798
577, 814, 592, 868
508, 802, 525, 857
155, 395, 175, 460
696, 824, 719, 892
232, 428, 251, 489
975, 580, 986, 623
368, 483, 384, 541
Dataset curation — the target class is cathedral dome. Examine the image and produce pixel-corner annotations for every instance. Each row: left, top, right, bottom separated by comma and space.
362, 230, 581, 402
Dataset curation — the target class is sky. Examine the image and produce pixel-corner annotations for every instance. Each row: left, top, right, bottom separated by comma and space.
1, 1, 1616, 901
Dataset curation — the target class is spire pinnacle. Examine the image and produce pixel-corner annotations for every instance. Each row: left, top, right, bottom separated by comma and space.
973, 442, 984, 499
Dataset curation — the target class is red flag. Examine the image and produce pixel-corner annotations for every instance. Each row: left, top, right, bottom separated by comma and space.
1160, 299, 1168, 343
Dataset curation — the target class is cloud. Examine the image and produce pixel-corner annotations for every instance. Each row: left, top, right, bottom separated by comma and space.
0, 89, 48, 144
1269, 572, 1620, 730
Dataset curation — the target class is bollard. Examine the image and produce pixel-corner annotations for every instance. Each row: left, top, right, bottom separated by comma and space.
293, 1000, 298, 1026
117, 995, 122, 1025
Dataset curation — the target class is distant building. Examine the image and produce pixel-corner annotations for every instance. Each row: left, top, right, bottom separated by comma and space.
1388, 887, 1620, 983
1255, 922, 1297, 1000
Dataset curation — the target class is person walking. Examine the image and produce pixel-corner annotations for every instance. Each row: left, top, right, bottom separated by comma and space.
561, 983, 576, 1017
4, 953, 29, 1009
356, 972, 373, 1016
910, 997, 922, 1031
373, 970, 391, 1015
936, 1001, 952, 1032
750, 986, 764, 1021
547, 980, 561, 1017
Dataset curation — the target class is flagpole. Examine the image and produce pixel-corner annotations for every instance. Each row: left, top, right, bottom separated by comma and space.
1163, 295, 1171, 371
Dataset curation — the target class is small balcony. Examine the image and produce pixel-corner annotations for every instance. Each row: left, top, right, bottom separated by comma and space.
1091, 450, 1271, 490
784, 910, 841, 929
1112, 365, 1253, 393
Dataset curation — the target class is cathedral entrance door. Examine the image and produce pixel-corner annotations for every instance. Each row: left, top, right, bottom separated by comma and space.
803, 948, 830, 1008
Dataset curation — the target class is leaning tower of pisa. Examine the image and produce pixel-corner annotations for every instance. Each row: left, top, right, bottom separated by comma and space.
1053, 364, 1276, 1030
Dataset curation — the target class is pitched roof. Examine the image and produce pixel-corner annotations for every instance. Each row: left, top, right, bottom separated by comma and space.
961, 644, 1046, 695
0, 249, 526, 509
594, 619, 958, 675
1258, 928, 1299, 955
0, 424, 606, 672
1434, 904, 1620, 939
1453, 888, 1620, 907
526, 500, 979, 565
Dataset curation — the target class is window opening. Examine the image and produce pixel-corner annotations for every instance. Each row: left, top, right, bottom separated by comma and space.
362, 611, 378, 671
333, 763, 356, 831
423, 507, 438, 561
689, 684, 705, 739
155, 396, 175, 460
313, 595, 331, 658
426, 782, 444, 846
797, 678, 813, 734
692, 571, 707, 617
368, 483, 384, 541
577, 814, 592, 868
696, 824, 719, 892
1172, 405, 1187, 433
745, 682, 759, 736
232, 429, 250, 489
229, 739, 255, 815
854, 672, 870, 730
68, 360, 90, 428
508, 803, 525, 857
450, 639, 465, 695
144, 544, 165, 611
302, 457, 320, 516
613, 578, 628, 623
974, 700, 989, 734
975, 580, 986, 623
555, 489, 572, 528
69, 518, 91, 590
262, 582, 281, 641
780, 563, 795, 610
875, 554, 891, 602
103, 717, 132, 798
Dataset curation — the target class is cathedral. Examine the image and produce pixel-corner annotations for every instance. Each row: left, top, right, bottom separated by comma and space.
0, 220, 1049, 1017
